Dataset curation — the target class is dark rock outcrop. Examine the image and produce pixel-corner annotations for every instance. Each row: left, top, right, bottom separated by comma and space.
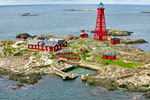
91, 29, 132, 36
16, 33, 31, 38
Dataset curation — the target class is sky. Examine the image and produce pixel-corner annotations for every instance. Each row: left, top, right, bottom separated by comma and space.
0, 0, 150, 5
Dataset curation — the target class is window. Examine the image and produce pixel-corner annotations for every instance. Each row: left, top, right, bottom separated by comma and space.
55, 46, 57, 50
39, 46, 42, 49
43, 46, 46, 49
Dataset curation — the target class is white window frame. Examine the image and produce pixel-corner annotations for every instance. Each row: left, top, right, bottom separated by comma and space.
30, 45, 32, 48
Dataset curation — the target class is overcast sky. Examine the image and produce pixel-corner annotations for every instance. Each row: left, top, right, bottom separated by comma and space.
0, 0, 150, 5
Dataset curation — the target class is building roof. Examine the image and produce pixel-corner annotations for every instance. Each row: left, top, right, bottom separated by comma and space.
28, 39, 39, 45
49, 38, 66, 44
44, 40, 58, 46
103, 54, 116, 56
111, 38, 120, 41
38, 38, 47, 40
28, 39, 58, 47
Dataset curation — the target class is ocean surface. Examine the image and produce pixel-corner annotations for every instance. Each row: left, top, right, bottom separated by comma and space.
0, 4, 150, 100
0, 4, 150, 51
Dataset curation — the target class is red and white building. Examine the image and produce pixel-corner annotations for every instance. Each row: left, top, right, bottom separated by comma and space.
80, 30, 89, 38
28, 39, 63, 52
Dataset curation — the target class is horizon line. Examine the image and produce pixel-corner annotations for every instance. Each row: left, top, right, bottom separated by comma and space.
0, 3, 150, 6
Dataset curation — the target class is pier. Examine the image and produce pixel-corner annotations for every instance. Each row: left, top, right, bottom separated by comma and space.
51, 63, 78, 80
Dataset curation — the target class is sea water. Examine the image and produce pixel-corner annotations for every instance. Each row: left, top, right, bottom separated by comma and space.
0, 4, 149, 100
0, 68, 146, 100
0, 4, 150, 51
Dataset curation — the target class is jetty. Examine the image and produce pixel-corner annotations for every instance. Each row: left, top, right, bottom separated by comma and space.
51, 63, 78, 80
59, 64, 76, 72
60, 59, 102, 71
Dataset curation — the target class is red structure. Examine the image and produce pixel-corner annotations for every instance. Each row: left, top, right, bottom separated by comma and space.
28, 40, 62, 52
69, 37, 73, 40
80, 30, 88, 38
94, 2, 107, 41
21, 36, 27, 40
102, 54, 116, 60
111, 38, 120, 44
79, 48, 88, 53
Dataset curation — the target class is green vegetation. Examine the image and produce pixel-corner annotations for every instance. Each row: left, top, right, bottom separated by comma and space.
78, 40, 85, 45
0, 47, 18, 57
21, 49, 40, 53
86, 54, 140, 68
101, 59, 140, 68
49, 52, 54, 55
60, 54, 79, 58
79, 52, 91, 60
0, 40, 16, 47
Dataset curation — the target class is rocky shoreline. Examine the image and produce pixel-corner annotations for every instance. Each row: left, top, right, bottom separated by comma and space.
91, 29, 133, 36
0, 33, 150, 98
81, 65, 150, 98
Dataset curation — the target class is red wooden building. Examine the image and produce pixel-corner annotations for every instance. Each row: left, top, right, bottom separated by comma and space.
28, 39, 61, 52
80, 30, 88, 38
69, 37, 73, 40
79, 48, 88, 53
102, 54, 116, 60
111, 38, 120, 44
21, 36, 27, 40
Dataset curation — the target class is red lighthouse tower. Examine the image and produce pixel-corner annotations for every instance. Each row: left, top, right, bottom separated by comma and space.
94, 2, 108, 41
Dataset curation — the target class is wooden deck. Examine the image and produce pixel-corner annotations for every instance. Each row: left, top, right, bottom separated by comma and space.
51, 63, 78, 80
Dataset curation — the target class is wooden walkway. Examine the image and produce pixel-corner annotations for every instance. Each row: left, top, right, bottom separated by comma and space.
59, 64, 75, 72
51, 63, 78, 80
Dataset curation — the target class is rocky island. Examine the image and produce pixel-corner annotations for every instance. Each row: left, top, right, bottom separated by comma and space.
0, 31, 150, 98
141, 11, 150, 13
91, 29, 133, 36
22, 13, 39, 16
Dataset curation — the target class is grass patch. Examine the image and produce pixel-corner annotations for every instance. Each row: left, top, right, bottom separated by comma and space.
60, 54, 79, 58
79, 52, 91, 60
101, 59, 140, 68
49, 52, 54, 55
67, 43, 72, 47
21, 49, 40, 53
78, 40, 85, 45
71, 45, 78, 49
92, 54, 140, 68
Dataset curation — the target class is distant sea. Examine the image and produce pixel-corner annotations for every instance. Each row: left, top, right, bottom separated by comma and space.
0, 4, 149, 100
0, 4, 150, 51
